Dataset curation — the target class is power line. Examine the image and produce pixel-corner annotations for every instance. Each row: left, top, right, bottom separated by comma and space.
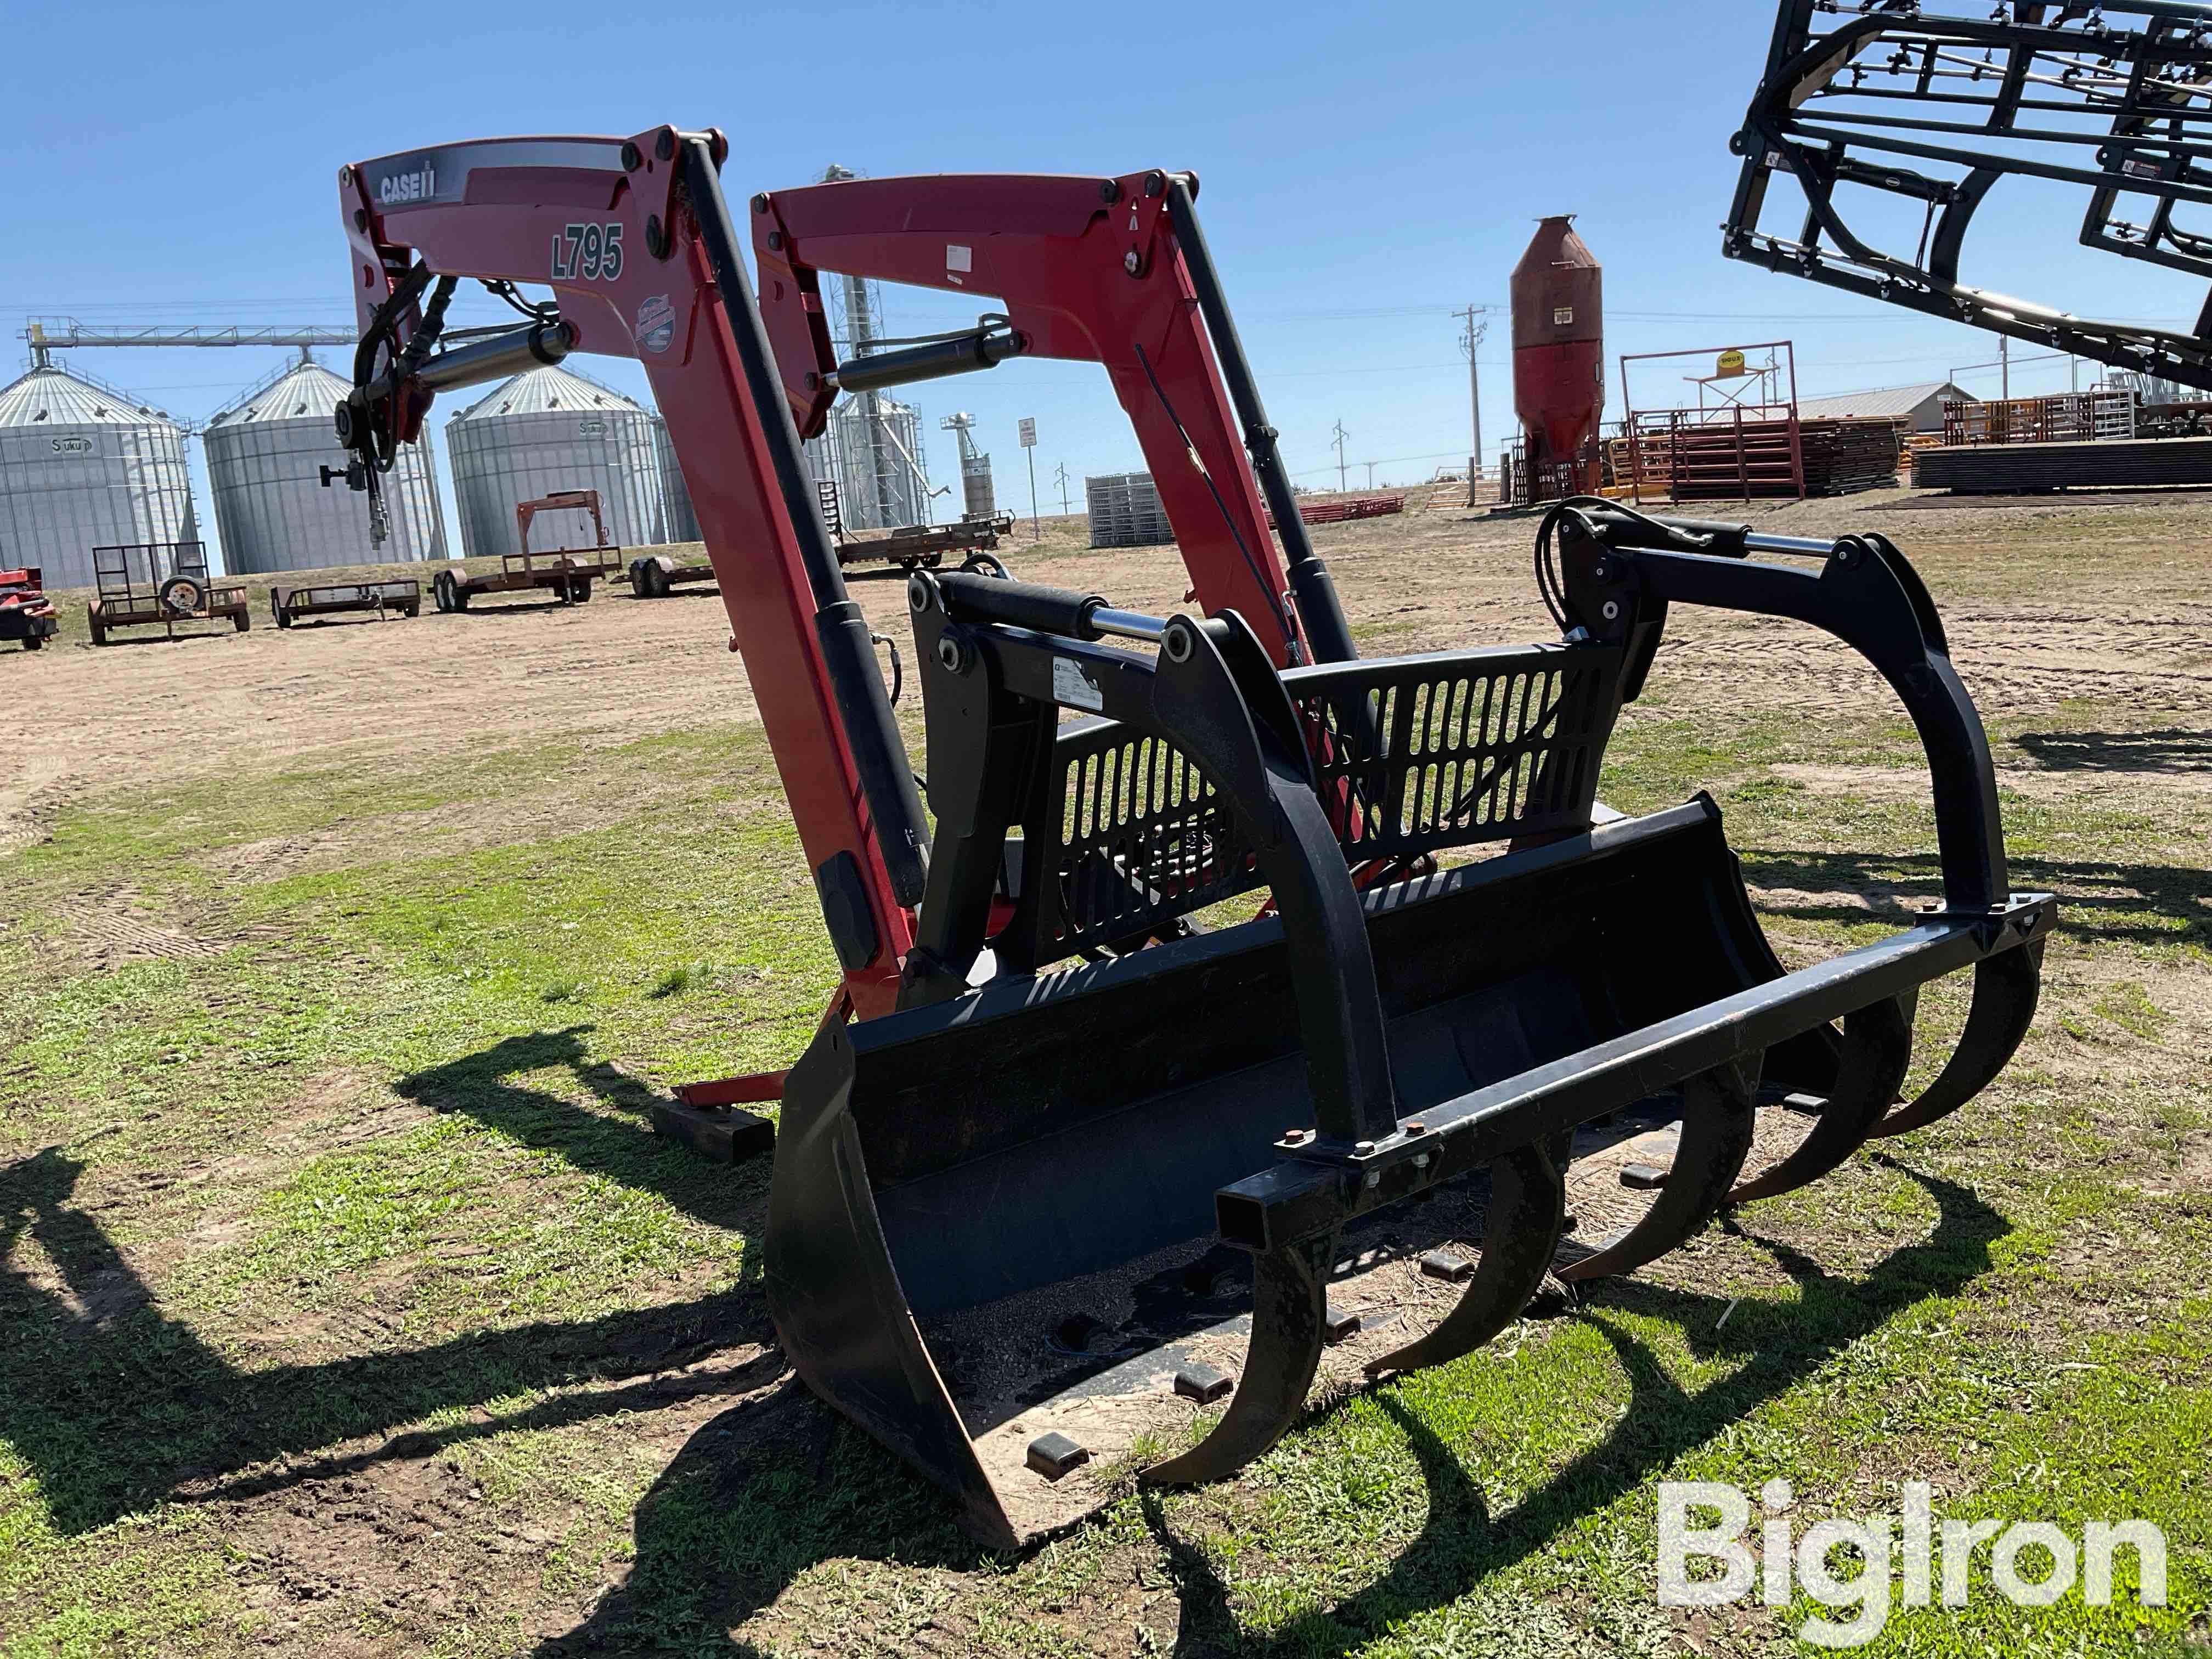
1330, 419, 1350, 492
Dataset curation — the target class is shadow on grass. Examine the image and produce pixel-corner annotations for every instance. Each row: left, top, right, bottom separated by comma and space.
1739, 848, 2210, 952
1136, 1160, 2005, 1657
0, 1031, 780, 1540
2013, 728, 2212, 774
528, 1161, 2006, 1657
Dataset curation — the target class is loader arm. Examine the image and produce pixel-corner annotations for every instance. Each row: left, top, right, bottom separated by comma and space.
334, 128, 928, 1016
751, 170, 1356, 668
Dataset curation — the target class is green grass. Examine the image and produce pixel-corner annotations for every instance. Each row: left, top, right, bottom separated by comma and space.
0, 681, 2206, 1656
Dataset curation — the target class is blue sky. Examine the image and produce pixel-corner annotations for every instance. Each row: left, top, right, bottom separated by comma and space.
9, 0, 2209, 556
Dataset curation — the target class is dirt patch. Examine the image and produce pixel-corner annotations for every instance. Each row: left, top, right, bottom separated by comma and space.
59, 886, 230, 969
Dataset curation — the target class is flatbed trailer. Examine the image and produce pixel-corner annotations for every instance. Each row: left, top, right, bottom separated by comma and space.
628, 509, 1017, 597
0, 566, 59, 651
86, 543, 248, 646
431, 489, 621, 611
270, 578, 422, 628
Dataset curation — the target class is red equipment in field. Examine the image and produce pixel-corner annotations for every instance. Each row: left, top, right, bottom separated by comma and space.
0, 566, 59, 652
326, 131, 2050, 1548
1511, 216, 1606, 500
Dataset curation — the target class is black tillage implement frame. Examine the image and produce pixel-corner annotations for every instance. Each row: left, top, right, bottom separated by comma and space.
1727, 0, 2212, 391
764, 498, 2055, 1547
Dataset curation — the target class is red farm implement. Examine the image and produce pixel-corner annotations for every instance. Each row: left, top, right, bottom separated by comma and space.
328, 131, 2052, 1544
0, 566, 59, 651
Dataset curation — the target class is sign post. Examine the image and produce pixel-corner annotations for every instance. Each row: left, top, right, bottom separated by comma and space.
1018, 417, 1039, 541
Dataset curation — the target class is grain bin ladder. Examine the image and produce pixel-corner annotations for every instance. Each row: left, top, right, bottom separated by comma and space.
328, 131, 2052, 1545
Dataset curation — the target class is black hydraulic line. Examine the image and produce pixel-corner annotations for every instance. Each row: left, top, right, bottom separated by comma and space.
1163, 177, 1358, 667
680, 136, 932, 908
830, 329, 1026, 394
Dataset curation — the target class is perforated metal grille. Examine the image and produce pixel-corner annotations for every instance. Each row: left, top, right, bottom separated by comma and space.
1020, 644, 1623, 964
1289, 645, 1618, 859
1032, 729, 1256, 956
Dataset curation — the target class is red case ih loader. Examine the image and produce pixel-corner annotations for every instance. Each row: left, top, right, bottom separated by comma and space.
0, 566, 59, 651
329, 129, 2051, 1546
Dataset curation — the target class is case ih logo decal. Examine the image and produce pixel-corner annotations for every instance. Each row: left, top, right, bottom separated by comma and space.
376, 166, 437, 205
551, 223, 624, 283
635, 294, 676, 354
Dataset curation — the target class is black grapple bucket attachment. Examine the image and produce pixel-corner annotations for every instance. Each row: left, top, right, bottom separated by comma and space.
765, 514, 2053, 1545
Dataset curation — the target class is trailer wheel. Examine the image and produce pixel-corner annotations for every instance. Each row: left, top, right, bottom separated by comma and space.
568, 577, 592, 604
233, 609, 250, 633
960, 551, 1011, 578
87, 608, 106, 646
22, 634, 42, 651
432, 572, 454, 612
159, 574, 207, 617
274, 604, 292, 629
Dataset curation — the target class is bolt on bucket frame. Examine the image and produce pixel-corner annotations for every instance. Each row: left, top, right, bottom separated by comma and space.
768, 505, 2053, 1546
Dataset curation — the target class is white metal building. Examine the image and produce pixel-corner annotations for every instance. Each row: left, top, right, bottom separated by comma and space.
0, 364, 200, 589
201, 357, 447, 573
1796, 381, 1977, 434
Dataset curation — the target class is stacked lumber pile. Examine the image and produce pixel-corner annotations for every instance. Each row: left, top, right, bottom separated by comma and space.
1799, 417, 1909, 495
1267, 494, 1405, 527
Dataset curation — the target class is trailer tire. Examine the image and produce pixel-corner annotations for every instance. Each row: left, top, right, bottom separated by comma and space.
233, 610, 250, 633
87, 608, 106, 647
274, 607, 292, 630
159, 574, 207, 617
567, 577, 592, 604
432, 572, 454, 613
960, 551, 1011, 578
22, 634, 42, 651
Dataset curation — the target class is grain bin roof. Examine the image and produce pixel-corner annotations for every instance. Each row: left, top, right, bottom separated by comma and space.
204, 360, 351, 427
450, 364, 646, 421
0, 364, 178, 427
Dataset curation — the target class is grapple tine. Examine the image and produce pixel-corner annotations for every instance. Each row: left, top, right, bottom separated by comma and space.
1555, 1058, 1757, 1283
1871, 940, 2045, 1138
1141, 1227, 1340, 1488
1364, 1141, 1565, 1379
1726, 992, 1916, 1207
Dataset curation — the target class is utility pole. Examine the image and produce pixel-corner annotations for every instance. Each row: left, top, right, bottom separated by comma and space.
1457, 305, 1488, 476
1364, 461, 1376, 489
1331, 420, 1350, 493
2000, 334, 2010, 401
1053, 461, 1070, 517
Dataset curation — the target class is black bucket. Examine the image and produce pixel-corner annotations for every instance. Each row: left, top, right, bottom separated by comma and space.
766, 798, 1848, 1543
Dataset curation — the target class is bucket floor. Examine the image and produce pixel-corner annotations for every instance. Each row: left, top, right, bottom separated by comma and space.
911, 1095, 1824, 1541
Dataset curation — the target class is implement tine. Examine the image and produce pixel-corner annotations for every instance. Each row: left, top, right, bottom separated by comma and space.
1364, 1141, 1564, 1379
1141, 1227, 1339, 1487
1555, 1059, 1757, 1283
1726, 992, 1916, 1207
1871, 941, 2044, 1138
